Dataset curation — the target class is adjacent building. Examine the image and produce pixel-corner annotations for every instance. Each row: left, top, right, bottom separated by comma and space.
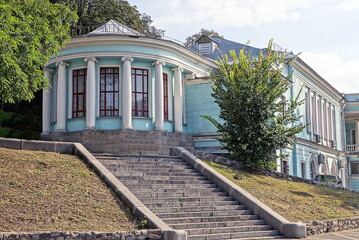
41, 20, 357, 190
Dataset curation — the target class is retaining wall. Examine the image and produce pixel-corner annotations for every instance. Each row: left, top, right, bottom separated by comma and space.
41, 129, 194, 155
0, 230, 162, 240
306, 217, 359, 235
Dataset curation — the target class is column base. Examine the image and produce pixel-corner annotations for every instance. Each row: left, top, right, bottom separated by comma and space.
55, 129, 66, 133
122, 126, 133, 130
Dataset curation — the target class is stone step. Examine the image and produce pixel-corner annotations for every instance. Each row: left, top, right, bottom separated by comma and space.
131, 191, 228, 198
169, 220, 267, 230
102, 166, 198, 173
139, 196, 234, 204
156, 209, 251, 219
129, 187, 223, 194
185, 225, 273, 235
115, 175, 207, 181
187, 230, 281, 240
103, 164, 193, 171
124, 183, 218, 189
162, 215, 258, 224
93, 154, 181, 160
119, 179, 212, 185
151, 204, 246, 213
145, 200, 240, 208
101, 160, 189, 166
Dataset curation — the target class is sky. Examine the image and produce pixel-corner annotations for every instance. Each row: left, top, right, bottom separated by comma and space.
128, 0, 359, 94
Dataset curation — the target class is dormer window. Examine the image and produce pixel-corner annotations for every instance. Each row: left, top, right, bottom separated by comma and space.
196, 35, 217, 55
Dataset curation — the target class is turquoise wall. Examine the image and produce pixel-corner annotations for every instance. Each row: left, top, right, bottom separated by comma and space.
50, 57, 178, 132
185, 83, 222, 135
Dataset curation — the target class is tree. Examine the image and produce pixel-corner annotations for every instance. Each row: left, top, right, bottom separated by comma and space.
50, 0, 164, 37
0, 0, 77, 103
184, 28, 224, 47
203, 41, 305, 171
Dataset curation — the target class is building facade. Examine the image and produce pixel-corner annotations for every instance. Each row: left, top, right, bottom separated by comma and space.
42, 20, 355, 190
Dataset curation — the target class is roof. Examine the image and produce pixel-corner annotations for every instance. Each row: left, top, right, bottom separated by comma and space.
85, 20, 144, 37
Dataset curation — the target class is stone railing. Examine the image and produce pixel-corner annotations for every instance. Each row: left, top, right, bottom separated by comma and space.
346, 144, 359, 154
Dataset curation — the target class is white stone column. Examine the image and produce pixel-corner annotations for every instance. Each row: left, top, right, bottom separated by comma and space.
173, 67, 183, 132
84, 56, 97, 129
56, 61, 69, 132
153, 61, 165, 130
42, 68, 52, 134
122, 56, 134, 129
355, 120, 359, 147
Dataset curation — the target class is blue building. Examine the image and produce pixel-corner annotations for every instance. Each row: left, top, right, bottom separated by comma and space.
42, 20, 353, 189
343, 94, 359, 190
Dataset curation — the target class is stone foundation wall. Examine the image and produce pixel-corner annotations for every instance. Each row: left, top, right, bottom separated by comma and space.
260, 170, 357, 192
0, 230, 162, 240
193, 151, 244, 169
41, 129, 194, 155
306, 217, 359, 235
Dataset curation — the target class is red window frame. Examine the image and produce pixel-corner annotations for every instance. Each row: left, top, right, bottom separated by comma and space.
163, 73, 168, 120
132, 68, 149, 117
100, 67, 119, 117
72, 69, 87, 118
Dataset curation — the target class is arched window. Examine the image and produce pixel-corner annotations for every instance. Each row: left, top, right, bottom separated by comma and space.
310, 154, 317, 180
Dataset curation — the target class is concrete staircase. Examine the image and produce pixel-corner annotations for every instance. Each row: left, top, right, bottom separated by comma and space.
94, 154, 285, 240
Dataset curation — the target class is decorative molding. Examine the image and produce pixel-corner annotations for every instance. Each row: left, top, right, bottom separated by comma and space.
64, 35, 217, 69
55, 61, 69, 67
172, 67, 183, 72
84, 56, 98, 63
152, 60, 166, 66
121, 56, 134, 62
47, 51, 207, 77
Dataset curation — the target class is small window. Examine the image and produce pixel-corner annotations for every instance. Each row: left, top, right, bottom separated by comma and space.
163, 73, 168, 120
351, 129, 356, 145
282, 160, 289, 175
100, 67, 119, 117
72, 69, 87, 118
132, 68, 149, 117
351, 162, 359, 174
301, 162, 306, 178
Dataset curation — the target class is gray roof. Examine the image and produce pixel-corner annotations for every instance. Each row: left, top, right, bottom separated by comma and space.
85, 20, 144, 36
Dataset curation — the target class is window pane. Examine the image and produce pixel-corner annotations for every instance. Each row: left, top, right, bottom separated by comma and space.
352, 163, 359, 174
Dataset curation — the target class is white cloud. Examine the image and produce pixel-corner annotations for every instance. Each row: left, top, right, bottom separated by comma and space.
301, 51, 359, 93
151, 0, 312, 29
334, 0, 359, 11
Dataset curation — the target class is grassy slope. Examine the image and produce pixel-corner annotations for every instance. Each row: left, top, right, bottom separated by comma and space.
0, 148, 138, 232
205, 160, 359, 222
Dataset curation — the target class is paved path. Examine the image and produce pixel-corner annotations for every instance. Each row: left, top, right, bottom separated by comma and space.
287, 229, 359, 240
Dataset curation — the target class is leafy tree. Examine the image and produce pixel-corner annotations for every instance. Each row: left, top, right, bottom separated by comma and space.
0, 0, 77, 103
50, 0, 164, 37
184, 28, 224, 47
203, 41, 305, 171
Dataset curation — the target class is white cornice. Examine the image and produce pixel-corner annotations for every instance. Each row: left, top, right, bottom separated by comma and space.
290, 58, 344, 106
61, 35, 217, 70
46, 51, 208, 77
294, 137, 346, 157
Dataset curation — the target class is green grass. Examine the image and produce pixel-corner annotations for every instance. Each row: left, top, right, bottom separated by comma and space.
204, 160, 359, 222
0, 148, 138, 232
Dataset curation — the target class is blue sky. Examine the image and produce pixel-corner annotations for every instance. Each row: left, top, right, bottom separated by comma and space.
128, 0, 359, 93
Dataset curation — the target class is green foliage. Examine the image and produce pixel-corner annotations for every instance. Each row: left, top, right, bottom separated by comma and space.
50, 0, 164, 37
184, 28, 224, 47
0, 0, 77, 103
203, 40, 305, 171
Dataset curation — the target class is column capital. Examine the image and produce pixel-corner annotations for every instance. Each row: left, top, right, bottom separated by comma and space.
122, 56, 134, 62
56, 61, 69, 67
152, 60, 166, 66
84, 56, 98, 63
172, 67, 183, 72
43, 68, 53, 73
